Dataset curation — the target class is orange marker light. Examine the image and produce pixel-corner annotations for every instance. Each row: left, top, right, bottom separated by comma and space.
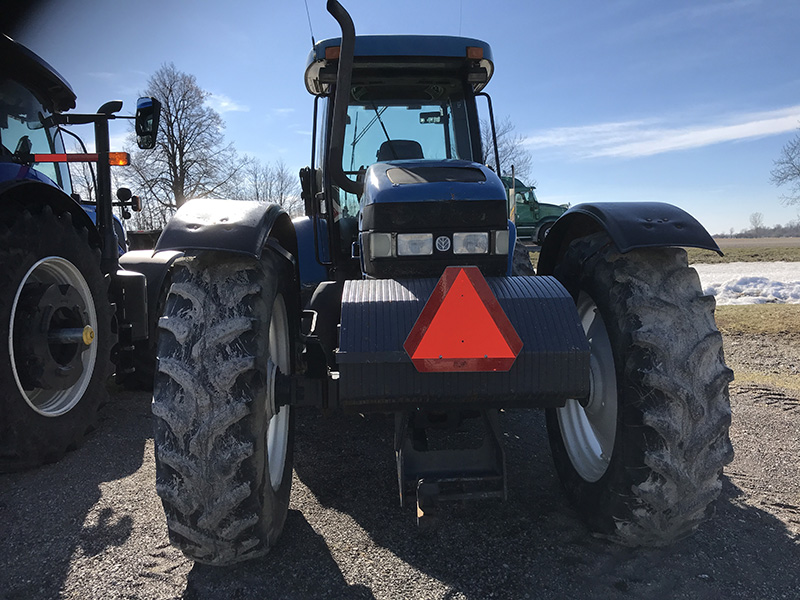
108, 152, 130, 166
325, 46, 341, 60
466, 46, 483, 60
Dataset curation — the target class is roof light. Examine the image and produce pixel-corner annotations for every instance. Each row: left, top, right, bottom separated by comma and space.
325, 46, 341, 60
466, 46, 484, 60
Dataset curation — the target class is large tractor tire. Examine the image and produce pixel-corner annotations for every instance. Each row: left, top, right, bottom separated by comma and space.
0, 206, 112, 471
153, 250, 294, 565
547, 232, 734, 546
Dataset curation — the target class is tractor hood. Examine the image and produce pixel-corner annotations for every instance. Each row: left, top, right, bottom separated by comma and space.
358, 160, 510, 278
361, 160, 505, 208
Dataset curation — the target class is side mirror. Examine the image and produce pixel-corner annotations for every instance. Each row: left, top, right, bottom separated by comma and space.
135, 97, 161, 149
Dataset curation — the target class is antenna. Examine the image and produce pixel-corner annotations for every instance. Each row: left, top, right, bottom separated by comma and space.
459, 0, 463, 35
304, 0, 316, 48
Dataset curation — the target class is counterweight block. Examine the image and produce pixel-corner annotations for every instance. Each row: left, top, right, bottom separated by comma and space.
336, 274, 590, 411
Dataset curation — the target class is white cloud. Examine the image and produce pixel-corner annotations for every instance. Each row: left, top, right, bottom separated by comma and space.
526, 105, 800, 159
87, 71, 117, 80
206, 92, 249, 113
604, 0, 761, 44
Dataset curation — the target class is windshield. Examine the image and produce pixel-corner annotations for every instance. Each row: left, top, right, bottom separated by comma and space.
334, 85, 478, 220
343, 98, 474, 173
517, 188, 537, 204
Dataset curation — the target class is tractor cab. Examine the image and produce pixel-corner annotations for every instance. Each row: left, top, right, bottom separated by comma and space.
304, 35, 509, 279
0, 36, 75, 195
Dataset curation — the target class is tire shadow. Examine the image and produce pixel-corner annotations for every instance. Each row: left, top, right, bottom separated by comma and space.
183, 510, 374, 600
292, 408, 800, 599
0, 384, 149, 599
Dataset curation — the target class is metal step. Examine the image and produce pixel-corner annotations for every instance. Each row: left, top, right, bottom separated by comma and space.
395, 409, 507, 525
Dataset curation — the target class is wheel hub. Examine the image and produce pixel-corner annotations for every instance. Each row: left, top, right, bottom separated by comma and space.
556, 293, 618, 482
13, 282, 91, 390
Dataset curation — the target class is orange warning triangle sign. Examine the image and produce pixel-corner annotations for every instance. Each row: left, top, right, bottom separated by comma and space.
404, 266, 523, 372
412, 269, 516, 359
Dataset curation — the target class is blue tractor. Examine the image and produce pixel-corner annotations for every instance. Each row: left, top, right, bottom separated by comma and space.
0, 34, 171, 470
151, 1, 734, 565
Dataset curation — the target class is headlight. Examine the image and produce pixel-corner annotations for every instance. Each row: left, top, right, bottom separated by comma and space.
453, 232, 489, 254
369, 232, 394, 259
397, 233, 433, 256
493, 230, 509, 255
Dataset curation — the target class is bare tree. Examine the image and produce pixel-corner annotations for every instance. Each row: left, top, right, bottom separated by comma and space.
69, 157, 95, 203
480, 116, 534, 182
771, 128, 800, 205
749, 212, 765, 235
228, 156, 302, 215
243, 156, 273, 203
269, 158, 302, 215
127, 63, 243, 227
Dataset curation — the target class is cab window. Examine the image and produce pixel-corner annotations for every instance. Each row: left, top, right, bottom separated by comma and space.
0, 79, 61, 186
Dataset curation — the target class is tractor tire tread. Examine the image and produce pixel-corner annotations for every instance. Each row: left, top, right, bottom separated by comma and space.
552, 232, 733, 546
153, 252, 290, 565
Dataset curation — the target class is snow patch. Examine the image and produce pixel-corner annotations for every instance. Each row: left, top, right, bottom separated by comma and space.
693, 262, 800, 305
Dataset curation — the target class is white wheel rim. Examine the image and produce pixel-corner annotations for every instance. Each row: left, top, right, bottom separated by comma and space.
557, 292, 617, 482
266, 293, 290, 491
8, 257, 98, 417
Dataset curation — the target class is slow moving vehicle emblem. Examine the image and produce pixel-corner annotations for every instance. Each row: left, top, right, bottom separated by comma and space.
404, 266, 523, 372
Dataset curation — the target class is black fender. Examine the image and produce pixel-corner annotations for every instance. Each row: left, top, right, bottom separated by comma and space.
537, 202, 721, 275
118, 250, 184, 340
0, 179, 100, 247
155, 198, 298, 261
154, 198, 302, 363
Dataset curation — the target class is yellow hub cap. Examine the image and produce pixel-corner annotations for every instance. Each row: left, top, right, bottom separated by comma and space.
82, 325, 95, 346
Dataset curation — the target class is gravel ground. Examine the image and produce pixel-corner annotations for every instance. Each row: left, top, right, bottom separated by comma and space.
1, 332, 799, 600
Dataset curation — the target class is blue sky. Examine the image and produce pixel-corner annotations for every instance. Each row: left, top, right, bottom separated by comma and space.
14, 0, 800, 234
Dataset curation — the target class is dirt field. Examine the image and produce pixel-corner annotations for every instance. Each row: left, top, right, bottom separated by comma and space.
715, 237, 800, 249
687, 238, 800, 264
1, 323, 798, 599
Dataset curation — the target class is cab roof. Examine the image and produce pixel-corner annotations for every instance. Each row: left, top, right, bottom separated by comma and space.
1, 34, 76, 112
305, 35, 494, 95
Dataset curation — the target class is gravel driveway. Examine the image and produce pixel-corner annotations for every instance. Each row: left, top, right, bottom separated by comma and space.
1, 332, 799, 600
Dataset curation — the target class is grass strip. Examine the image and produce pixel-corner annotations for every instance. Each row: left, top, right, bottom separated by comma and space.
730, 370, 800, 394
715, 304, 800, 335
